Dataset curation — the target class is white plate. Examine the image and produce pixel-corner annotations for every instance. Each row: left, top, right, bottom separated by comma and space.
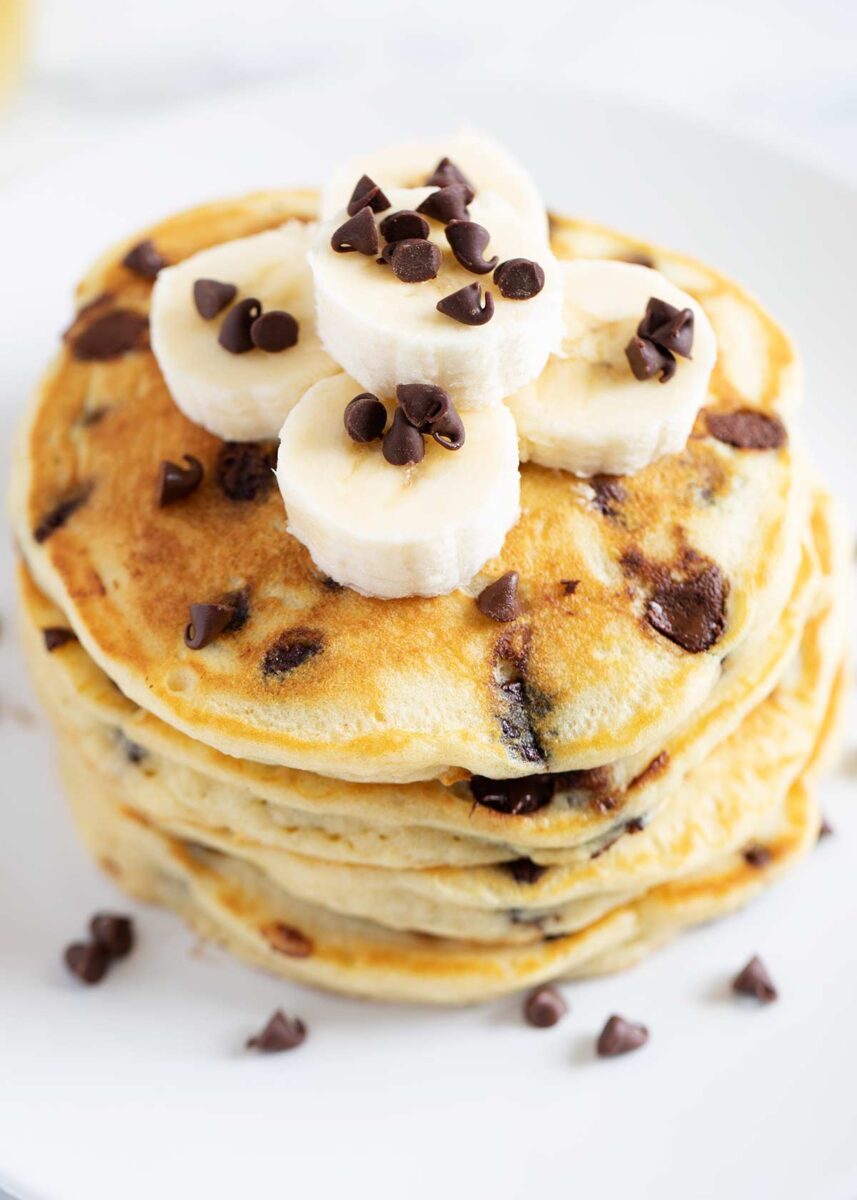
0, 79, 854, 1200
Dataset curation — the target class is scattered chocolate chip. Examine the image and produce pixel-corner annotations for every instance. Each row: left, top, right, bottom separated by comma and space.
590, 474, 627, 517
732, 955, 777, 1003
33, 485, 92, 543
347, 174, 390, 216
184, 602, 235, 650
90, 913, 134, 959
470, 774, 554, 815
388, 237, 442, 283
493, 258, 545, 300
646, 564, 727, 653
477, 571, 521, 622
42, 627, 77, 652
417, 184, 471, 224
424, 156, 475, 201
560, 579, 580, 595
122, 239, 166, 279
639, 297, 694, 358
596, 1015, 649, 1057
445, 220, 498, 275
218, 297, 262, 354
193, 278, 237, 319
383, 407, 425, 465
157, 454, 204, 507
396, 383, 450, 429
431, 406, 465, 450
63, 291, 114, 342
262, 630, 324, 678
436, 282, 494, 325
819, 814, 834, 839
706, 409, 787, 450
625, 816, 646, 834
743, 843, 772, 868
64, 941, 110, 985
625, 334, 676, 382
264, 922, 314, 957
216, 441, 277, 502
506, 857, 547, 884
344, 393, 388, 443
218, 588, 250, 633
250, 310, 299, 353
70, 310, 149, 361
331, 206, 379, 256
379, 209, 430, 243
524, 985, 568, 1028
246, 1009, 307, 1052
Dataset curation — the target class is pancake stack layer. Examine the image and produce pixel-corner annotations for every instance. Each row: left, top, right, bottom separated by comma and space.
11, 190, 849, 1003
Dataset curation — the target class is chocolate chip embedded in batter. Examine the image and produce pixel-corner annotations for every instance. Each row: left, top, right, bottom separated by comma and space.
216, 441, 277, 501
262, 629, 324, 678
33, 485, 93, 543
470, 774, 554, 815
646, 563, 727, 653
250, 310, 299, 353
70, 310, 149, 361
493, 258, 545, 300
732, 955, 777, 1003
625, 334, 676, 383
219, 297, 262, 354
436, 282, 494, 326
379, 209, 430, 243
264, 922, 314, 958
596, 1014, 649, 1057
743, 843, 772, 868
331, 206, 380, 256
417, 184, 471, 225
524, 985, 568, 1028
706, 408, 787, 450
383, 408, 426, 466
90, 913, 135, 959
477, 571, 521, 622
193, 278, 238, 320
424, 156, 475, 201
560, 579, 580, 595
387, 238, 442, 283
445, 220, 498, 275
246, 1009, 308, 1052
42, 627, 77, 652
122, 238, 167, 279
344, 393, 388, 443
184, 602, 235, 650
505, 857, 547, 884
347, 174, 390, 216
157, 454, 204, 507
590, 474, 627, 517
64, 941, 110, 985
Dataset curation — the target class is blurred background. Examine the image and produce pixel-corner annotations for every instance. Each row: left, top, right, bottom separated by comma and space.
0, 0, 855, 188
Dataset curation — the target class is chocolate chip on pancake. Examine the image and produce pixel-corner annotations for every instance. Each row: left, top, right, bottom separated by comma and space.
347, 174, 390, 216
397, 383, 450, 429
246, 1009, 307, 1052
250, 310, 299, 353
383, 408, 425, 465
706, 408, 787, 450
118, 732, 146, 763
505, 857, 547, 884
732, 955, 777, 1003
344, 393, 388, 443
90, 913, 134, 959
387, 238, 442, 283
379, 209, 430, 243
590, 474, 627, 517
63, 291, 114, 342
498, 677, 548, 766
743, 843, 772, 868
638, 296, 694, 358
218, 297, 262, 354
64, 941, 110, 985
596, 1014, 649, 1056
262, 629, 324, 678
42, 627, 77, 651
560, 579, 580, 595
477, 571, 521, 622
70, 310, 149, 361
493, 258, 545, 300
445, 220, 498, 275
417, 184, 471, 224
193, 278, 238, 319
424, 156, 475, 201
470, 773, 554, 815
646, 563, 727, 653
625, 333, 676, 382
184, 602, 236, 650
33, 484, 93, 543
436, 282, 494, 326
331, 206, 379, 256
157, 454, 204, 507
122, 238, 167, 279
524, 985, 568, 1028
263, 922, 314, 957
216, 441, 277, 501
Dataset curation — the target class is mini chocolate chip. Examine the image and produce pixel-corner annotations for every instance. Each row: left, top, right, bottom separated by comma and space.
417, 184, 471, 224
424, 156, 475, 201
646, 563, 727, 653
706, 409, 787, 450
493, 258, 545, 300
445, 220, 498, 275
344, 393, 388, 443
265, 922, 314, 957
262, 630, 324, 678
477, 571, 521, 622
431, 407, 465, 450
524, 985, 568, 1028
193, 278, 237, 319
216, 441, 277, 502
396, 383, 450, 429
246, 1009, 307, 1052
380, 210, 430, 243
388, 238, 442, 283
347, 174, 390, 216
250, 310, 299, 353
184, 602, 235, 650
560, 579, 580, 595
732, 955, 777, 1003
383, 407, 425, 465
596, 1015, 649, 1057
90, 913, 134, 959
64, 941, 110, 985
33, 485, 92, 543
43, 627, 77, 651
743, 843, 772, 868
219, 298, 262, 354
122, 239, 166, 279
639, 297, 694, 358
331, 206, 379, 255
625, 334, 676, 382
70, 310, 149, 361
437, 282, 494, 325
157, 454, 204, 507
506, 857, 547, 884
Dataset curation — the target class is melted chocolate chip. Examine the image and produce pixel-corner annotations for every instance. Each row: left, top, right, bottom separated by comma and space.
445, 220, 498, 275
436, 282, 494, 325
122, 239, 167, 279
743, 843, 772, 868
506, 857, 547, 884
344, 393, 388, 443
90, 913, 134, 959
646, 564, 727, 653
498, 678, 547, 766
732, 955, 777, 1003
33, 485, 92, 543
264, 922, 314, 957
64, 941, 110, 985
493, 258, 545, 300
42, 627, 77, 652
379, 209, 430, 243
219, 297, 262, 354
706, 409, 787, 450
639, 297, 694, 358
383, 407, 425, 465
596, 1015, 649, 1057
216, 441, 277, 501
590, 474, 627, 517
70, 310, 149, 361
262, 630, 324, 678
625, 334, 676, 382
524, 985, 568, 1028
417, 185, 471, 225
331, 206, 379, 256
424, 156, 475, 201
388, 238, 442, 283
470, 774, 554, 815
193, 278, 237, 319
184, 602, 235, 650
396, 383, 450, 429
157, 454, 203, 507
347, 175, 390, 216
250, 310, 299, 353
477, 571, 521, 622
246, 1009, 307, 1052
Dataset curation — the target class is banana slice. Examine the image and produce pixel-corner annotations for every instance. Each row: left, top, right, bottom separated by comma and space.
276, 374, 520, 598
320, 129, 548, 240
310, 188, 562, 411
150, 223, 339, 441
508, 260, 717, 477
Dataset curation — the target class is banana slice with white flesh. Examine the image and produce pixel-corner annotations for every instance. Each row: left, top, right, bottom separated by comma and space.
320, 130, 548, 241
309, 188, 563, 411
150, 223, 339, 441
507, 260, 717, 476
276, 374, 520, 598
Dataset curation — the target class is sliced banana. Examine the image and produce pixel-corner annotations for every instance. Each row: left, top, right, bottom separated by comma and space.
150, 223, 339, 441
320, 129, 548, 240
508, 260, 717, 477
276, 374, 520, 598
310, 188, 562, 412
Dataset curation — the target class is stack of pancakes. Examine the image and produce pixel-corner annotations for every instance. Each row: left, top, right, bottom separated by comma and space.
11, 192, 849, 1003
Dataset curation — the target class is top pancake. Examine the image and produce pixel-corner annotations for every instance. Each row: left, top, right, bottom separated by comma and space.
11, 191, 803, 783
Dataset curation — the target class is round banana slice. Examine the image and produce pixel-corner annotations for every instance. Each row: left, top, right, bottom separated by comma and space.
150, 223, 339, 441
508, 260, 718, 477
310, 188, 563, 412
276, 374, 521, 598
320, 129, 548, 240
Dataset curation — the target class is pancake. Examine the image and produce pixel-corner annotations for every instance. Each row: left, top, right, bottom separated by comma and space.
11, 192, 804, 783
